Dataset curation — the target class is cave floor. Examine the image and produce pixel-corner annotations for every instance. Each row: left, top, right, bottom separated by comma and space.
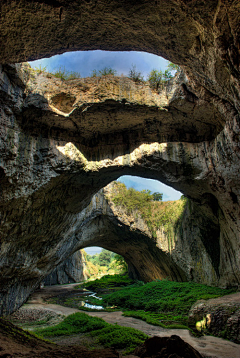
5, 284, 240, 358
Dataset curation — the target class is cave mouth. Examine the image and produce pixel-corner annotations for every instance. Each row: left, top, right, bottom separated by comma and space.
29, 49, 170, 79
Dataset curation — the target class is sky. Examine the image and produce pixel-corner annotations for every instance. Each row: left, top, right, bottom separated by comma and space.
30, 50, 169, 79
31, 50, 181, 256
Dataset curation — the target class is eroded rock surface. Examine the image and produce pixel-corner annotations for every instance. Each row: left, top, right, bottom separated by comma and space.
44, 250, 87, 286
0, 1, 240, 316
0, 62, 240, 316
188, 293, 240, 344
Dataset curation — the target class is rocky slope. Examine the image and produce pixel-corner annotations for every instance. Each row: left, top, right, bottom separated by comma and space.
0, 1, 240, 316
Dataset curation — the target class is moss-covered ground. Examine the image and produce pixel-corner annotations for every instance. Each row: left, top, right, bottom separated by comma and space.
34, 312, 148, 355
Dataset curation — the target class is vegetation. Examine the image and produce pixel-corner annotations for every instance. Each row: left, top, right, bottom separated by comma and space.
109, 181, 184, 239
34, 312, 148, 354
31, 60, 180, 88
51, 66, 81, 80
128, 64, 144, 83
83, 249, 128, 279
91, 67, 117, 77
32, 65, 81, 80
147, 61, 180, 91
99, 280, 236, 330
80, 274, 133, 291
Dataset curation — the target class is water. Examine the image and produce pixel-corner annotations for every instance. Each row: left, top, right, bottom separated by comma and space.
82, 291, 104, 310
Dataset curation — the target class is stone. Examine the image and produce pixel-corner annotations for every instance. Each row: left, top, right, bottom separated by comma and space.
0, 1, 239, 316
188, 293, 240, 344
44, 250, 87, 285
134, 335, 203, 358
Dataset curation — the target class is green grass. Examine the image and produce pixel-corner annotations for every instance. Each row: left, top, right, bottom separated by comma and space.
79, 274, 134, 291
100, 280, 236, 329
34, 312, 148, 354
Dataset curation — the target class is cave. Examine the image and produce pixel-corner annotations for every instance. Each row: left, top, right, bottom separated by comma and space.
0, 0, 240, 316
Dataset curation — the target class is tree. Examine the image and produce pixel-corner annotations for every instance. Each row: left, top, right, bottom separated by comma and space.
147, 69, 163, 90
167, 62, 180, 73
128, 65, 144, 82
98, 249, 113, 266
152, 192, 163, 201
113, 254, 128, 272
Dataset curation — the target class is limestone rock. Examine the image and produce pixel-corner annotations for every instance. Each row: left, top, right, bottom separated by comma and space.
0, 62, 240, 316
44, 250, 87, 285
188, 293, 240, 344
0, 1, 240, 316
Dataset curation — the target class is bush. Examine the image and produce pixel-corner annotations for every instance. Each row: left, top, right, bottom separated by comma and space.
52, 66, 81, 80
91, 67, 117, 77
128, 65, 144, 82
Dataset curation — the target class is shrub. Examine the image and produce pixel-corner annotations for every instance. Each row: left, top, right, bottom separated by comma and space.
147, 69, 163, 90
52, 66, 81, 80
128, 64, 144, 82
91, 67, 117, 77
33, 64, 47, 74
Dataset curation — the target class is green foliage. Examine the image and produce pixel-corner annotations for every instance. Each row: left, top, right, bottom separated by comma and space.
101, 280, 235, 329
89, 325, 148, 354
80, 274, 133, 291
123, 310, 189, 330
35, 313, 106, 337
167, 62, 180, 72
111, 182, 152, 213
147, 68, 174, 90
88, 249, 114, 267
52, 66, 81, 80
113, 254, 128, 272
109, 182, 182, 238
33, 64, 47, 74
128, 65, 144, 82
147, 69, 163, 90
152, 192, 163, 201
34, 312, 148, 354
91, 67, 117, 77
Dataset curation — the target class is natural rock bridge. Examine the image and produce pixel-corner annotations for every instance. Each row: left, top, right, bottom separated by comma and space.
0, 0, 239, 316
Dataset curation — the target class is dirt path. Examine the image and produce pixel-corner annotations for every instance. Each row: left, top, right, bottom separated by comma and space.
21, 285, 240, 358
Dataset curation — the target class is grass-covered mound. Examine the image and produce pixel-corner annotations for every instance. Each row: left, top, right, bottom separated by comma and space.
80, 274, 133, 291
34, 312, 148, 354
101, 280, 236, 330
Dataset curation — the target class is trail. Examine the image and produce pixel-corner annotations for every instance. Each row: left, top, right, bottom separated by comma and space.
22, 284, 240, 358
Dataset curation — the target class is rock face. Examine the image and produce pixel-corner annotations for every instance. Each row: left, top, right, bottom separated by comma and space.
44, 250, 87, 286
188, 293, 240, 344
0, 1, 240, 316
78, 183, 219, 285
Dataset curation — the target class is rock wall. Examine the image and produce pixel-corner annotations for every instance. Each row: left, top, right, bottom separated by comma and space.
0, 63, 239, 315
44, 250, 87, 286
0, 1, 239, 315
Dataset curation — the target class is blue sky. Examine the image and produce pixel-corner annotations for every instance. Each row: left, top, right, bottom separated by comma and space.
118, 176, 182, 201
30, 50, 169, 79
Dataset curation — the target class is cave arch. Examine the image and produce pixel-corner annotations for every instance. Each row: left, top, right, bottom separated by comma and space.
0, 1, 240, 316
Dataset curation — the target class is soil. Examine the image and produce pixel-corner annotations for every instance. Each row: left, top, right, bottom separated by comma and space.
2, 284, 240, 358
